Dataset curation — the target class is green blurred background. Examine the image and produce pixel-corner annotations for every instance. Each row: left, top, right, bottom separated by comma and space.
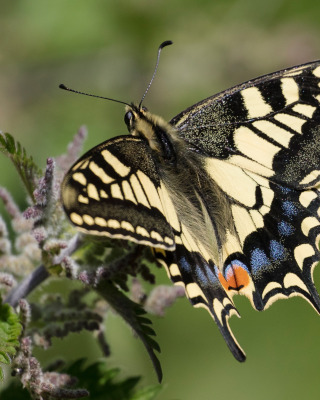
2, 1, 320, 399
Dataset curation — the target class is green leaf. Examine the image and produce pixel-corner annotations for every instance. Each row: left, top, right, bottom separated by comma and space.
96, 281, 163, 382
0, 299, 22, 381
131, 385, 162, 400
63, 359, 161, 400
0, 132, 41, 201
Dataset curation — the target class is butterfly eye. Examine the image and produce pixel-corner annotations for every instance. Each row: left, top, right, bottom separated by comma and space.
124, 111, 134, 129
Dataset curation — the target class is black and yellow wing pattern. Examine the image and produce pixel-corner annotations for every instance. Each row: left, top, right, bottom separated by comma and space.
61, 59, 320, 361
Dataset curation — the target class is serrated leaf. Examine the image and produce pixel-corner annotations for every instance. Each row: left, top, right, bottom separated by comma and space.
0, 352, 11, 363
29, 289, 103, 345
139, 324, 156, 336
96, 281, 163, 382
0, 300, 22, 381
0, 133, 15, 154
137, 316, 153, 325
0, 132, 41, 201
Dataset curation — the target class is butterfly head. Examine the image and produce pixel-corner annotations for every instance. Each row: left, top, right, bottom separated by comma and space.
124, 104, 148, 132
124, 104, 177, 164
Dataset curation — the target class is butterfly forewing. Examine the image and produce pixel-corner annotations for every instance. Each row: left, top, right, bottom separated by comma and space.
62, 136, 175, 250
61, 58, 320, 361
172, 60, 320, 187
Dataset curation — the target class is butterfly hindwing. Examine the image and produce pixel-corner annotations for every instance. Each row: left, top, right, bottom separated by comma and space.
154, 244, 246, 361
247, 182, 320, 311
218, 176, 320, 312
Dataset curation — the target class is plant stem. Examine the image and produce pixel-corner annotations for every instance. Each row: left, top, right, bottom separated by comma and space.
4, 233, 83, 307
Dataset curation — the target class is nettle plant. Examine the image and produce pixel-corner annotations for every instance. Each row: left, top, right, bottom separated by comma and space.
0, 128, 183, 399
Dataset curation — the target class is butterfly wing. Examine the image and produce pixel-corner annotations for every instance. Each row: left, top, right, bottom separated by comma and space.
62, 60, 320, 362
62, 135, 175, 250
62, 134, 247, 360
170, 60, 320, 313
154, 244, 246, 361
171, 60, 320, 188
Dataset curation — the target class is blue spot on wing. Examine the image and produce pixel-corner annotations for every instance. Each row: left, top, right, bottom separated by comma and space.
270, 240, 286, 261
250, 248, 270, 275
278, 221, 294, 236
204, 263, 218, 283
195, 261, 220, 288
180, 256, 192, 273
195, 265, 208, 286
282, 201, 298, 218
278, 185, 292, 194
230, 260, 249, 272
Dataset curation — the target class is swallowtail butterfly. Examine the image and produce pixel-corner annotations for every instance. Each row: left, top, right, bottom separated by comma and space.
61, 42, 320, 361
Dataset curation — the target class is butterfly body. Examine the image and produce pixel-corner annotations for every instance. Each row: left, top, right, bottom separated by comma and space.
61, 59, 320, 361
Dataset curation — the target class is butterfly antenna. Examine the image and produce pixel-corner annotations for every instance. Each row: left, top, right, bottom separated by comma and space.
59, 84, 130, 107
139, 40, 173, 108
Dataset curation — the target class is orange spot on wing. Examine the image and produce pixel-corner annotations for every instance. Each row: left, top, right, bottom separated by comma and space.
217, 270, 229, 292
218, 263, 250, 292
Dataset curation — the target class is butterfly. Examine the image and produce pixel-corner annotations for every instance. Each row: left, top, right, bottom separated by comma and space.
61, 42, 320, 361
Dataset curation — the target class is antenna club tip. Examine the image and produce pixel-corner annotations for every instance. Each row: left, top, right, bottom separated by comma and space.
59, 83, 67, 90
159, 40, 173, 49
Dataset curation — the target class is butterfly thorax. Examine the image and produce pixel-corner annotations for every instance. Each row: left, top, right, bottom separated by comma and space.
123, 105, 235, 268
124, 104, 180, 165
